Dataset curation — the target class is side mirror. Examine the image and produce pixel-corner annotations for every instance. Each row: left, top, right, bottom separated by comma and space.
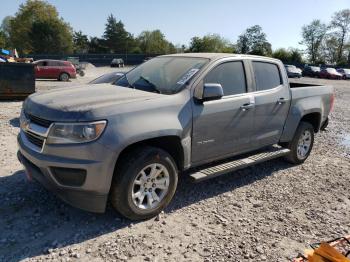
202, 83, 224, 101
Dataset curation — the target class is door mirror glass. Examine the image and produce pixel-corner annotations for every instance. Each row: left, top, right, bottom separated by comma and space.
202, 83, 223, 101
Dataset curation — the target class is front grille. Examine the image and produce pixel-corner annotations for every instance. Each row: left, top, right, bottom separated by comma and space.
24, 132, 44, 149
26, 113, 52, 128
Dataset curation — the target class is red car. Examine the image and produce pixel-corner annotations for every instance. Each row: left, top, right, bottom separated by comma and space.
33, 59, 76, 81
319, 68, 342, 80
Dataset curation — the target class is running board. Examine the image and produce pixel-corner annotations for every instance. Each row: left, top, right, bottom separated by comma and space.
190, 146, 290, 182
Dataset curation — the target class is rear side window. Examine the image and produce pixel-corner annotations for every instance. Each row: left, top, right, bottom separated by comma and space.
48, 61, 64, 66
205, 61, 246, 96
253, 62, 282, 91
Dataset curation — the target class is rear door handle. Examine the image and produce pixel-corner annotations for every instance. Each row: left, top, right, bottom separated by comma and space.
240, 103, 255, 111
277, 98, 287, 105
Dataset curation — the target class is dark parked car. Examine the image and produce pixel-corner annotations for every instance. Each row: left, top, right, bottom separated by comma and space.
302, 66, 320, 77
285, 65, 302, 78
319, 68, 342, 80
337, 68, 350, 79
111, 58, 124, 68
89, 72, 125, 84
33, 60, 76, 81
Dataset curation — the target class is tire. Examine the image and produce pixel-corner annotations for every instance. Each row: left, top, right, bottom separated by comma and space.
110, 146, 178, 220
79, 70, 85, 77
282, 121, 314, 164
59, 73, 69, 81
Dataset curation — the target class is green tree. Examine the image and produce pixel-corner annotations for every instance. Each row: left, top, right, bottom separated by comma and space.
8, 0, 73, 54
330, 9, 350, 63
321, 33, 340, 64
236, 25, 272, 56
29, 19, 73, 54
103, 14, 130, 53
188, 34, 234, 53
88, 37, 107, 53
272, 48, 290, 62
272, 48, 303, 64
137, 30, 175, 54
0, 16, 12, 48
0, 31, 7, 48
289, 49, 304, 64
73, 31, 89, 53
301, 20, 327, 64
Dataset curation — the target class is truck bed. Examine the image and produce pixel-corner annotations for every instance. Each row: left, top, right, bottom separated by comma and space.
289, 82, 324, 88
279, 82, 333, 143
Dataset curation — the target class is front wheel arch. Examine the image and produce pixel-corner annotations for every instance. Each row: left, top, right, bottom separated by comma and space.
110, 146, 179, 220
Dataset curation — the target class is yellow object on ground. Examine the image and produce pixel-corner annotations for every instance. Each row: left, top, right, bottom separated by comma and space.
307, 243, 350, 262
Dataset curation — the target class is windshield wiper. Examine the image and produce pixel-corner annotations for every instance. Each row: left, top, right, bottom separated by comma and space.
139, 76, 161, 94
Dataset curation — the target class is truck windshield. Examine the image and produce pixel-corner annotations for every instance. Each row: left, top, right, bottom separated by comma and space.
114, 56, 208, 94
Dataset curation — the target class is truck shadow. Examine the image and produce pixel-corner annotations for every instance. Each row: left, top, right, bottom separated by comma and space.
9, 117, 20, 128
0, 159, 292, 261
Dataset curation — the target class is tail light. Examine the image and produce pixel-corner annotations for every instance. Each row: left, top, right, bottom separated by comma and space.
330, 92, 335, 112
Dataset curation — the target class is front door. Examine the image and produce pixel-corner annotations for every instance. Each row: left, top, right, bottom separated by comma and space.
191, 60, 255, 164
35, 60, 50, 78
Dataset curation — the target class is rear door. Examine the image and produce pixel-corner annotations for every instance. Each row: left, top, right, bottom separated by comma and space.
191, 59, 255, 164
250, 60, 290, 148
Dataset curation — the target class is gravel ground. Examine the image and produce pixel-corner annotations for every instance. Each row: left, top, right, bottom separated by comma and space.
0, 69, 349, 262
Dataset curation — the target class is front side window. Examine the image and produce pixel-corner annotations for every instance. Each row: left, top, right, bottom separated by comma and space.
253, 62, 282, 91
204, 61, 246, 96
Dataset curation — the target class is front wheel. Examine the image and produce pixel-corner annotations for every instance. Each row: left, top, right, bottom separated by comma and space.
110, 147, 178, 220
282, 121, 314, 164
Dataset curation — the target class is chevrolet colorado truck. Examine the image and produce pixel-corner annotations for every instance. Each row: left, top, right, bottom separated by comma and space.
17, 53, 334, 220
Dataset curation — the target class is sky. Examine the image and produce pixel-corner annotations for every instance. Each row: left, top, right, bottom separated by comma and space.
1, 0, 350, 50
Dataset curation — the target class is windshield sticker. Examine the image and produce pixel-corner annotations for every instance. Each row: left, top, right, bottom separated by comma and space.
177, 68, 200, 85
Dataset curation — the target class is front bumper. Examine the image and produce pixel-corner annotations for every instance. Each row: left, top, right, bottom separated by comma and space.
17, 131, 117, 213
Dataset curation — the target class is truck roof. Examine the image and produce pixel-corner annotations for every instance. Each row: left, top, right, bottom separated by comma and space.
161, 53, 281, 63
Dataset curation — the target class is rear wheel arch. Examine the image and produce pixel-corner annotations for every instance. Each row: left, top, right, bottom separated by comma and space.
59, 72, 70, 81
300, 112, 321, 133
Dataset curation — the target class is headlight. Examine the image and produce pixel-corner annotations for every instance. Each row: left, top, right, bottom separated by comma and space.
47, 121, 107, 144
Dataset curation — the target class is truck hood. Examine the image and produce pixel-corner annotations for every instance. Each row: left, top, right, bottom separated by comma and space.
24, 84, 163, 121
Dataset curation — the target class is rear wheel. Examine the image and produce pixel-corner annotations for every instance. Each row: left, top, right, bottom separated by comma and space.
282, 121, 314, 164
59, 72, 69, 81
110, 147, 178, 220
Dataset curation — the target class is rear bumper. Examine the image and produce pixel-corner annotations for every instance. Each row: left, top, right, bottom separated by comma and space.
70, 72, 77, 79
320, 117, 329, 131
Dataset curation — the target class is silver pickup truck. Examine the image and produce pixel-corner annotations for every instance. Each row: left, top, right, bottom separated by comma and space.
17, 53, 334, 220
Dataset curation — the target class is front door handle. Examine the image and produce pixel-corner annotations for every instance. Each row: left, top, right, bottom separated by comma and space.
240, 103, 255, 111
277, 98, 287, 105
